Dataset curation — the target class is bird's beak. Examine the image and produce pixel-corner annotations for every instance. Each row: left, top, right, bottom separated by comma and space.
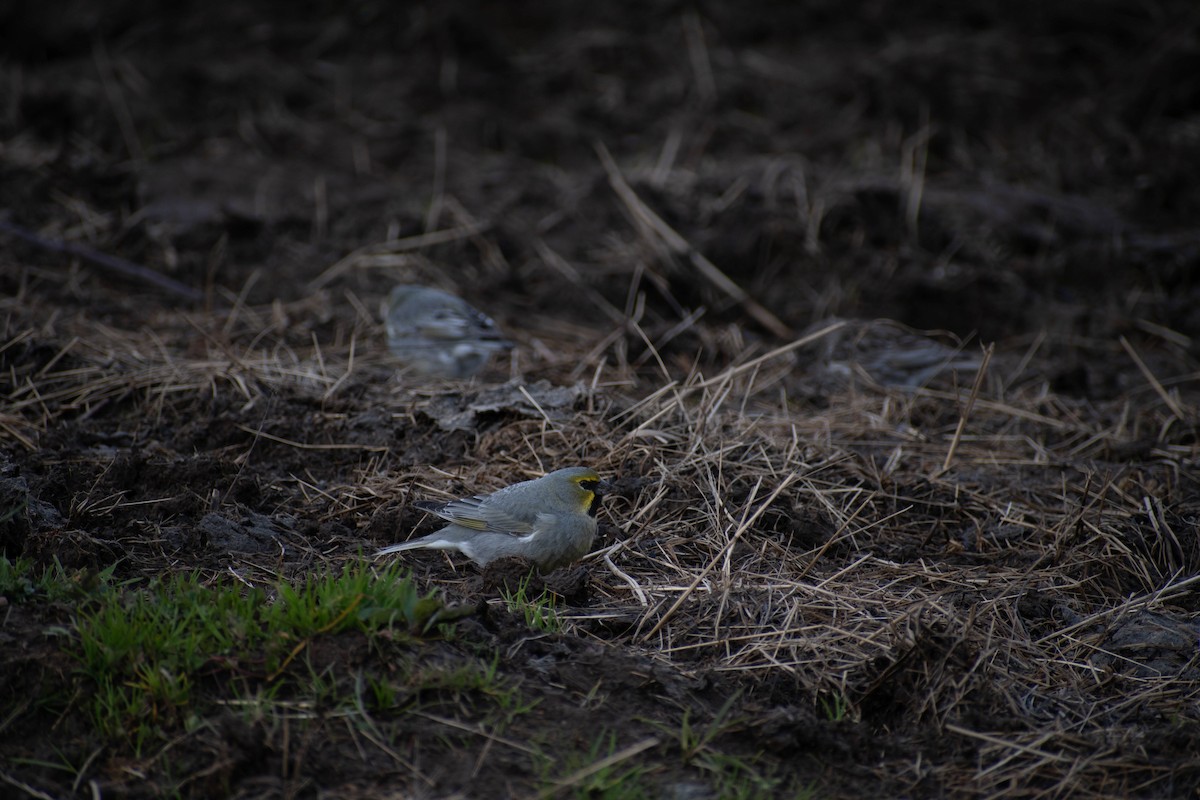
596, 479, 613, 497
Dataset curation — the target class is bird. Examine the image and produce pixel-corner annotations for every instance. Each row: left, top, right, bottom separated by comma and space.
802, 317, 980, 390
376, 467, 611, 572
381, 284, 512, 379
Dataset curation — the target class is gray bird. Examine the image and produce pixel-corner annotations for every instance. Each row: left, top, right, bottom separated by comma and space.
376, 467, 610, 572
382, 285, 512, 378
804, 317, 980, 389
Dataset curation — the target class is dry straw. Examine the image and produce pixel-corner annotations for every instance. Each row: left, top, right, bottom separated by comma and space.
3, 250, 1198, 798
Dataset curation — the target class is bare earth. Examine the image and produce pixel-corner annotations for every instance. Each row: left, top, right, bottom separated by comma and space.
3, 1, 1200, 798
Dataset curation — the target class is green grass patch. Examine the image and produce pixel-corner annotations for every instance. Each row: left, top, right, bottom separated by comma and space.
695, 751, 817, 800
818, 690, 850, 722
68, 561, 464, 753
500, 574, 561, 632
540, 730, 654, 800
0, 555, 117, 603
648, 690, 742, 764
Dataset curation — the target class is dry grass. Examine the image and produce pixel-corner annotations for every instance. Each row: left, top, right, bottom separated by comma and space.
603, 344, 1199, 796
4, 198, 1199, 800
5, 4, 1200, 796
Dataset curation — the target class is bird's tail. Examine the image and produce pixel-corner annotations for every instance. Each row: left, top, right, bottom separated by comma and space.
375, 541, 425, 557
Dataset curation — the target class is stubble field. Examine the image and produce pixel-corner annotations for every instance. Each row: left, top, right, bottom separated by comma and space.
3, 2, 1200, 798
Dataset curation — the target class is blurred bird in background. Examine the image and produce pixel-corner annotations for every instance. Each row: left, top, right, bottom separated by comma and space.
382, 284, 512, 379
802, 317, 980, 390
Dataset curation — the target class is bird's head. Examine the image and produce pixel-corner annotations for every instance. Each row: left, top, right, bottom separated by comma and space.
549, 466, 611, 517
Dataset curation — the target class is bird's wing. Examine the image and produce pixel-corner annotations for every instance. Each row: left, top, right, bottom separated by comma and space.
415, 496, 533, 535
412, 310, 477, 341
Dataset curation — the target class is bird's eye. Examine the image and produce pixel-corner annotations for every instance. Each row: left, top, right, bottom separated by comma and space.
579, 479, 599, 492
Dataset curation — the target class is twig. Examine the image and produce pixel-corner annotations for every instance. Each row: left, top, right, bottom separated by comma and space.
641, 472, 800, 641
235, 424, 389, 452
612, 320, 845, 426
1034, 570, 1200, 646
93, 38, 145, 168
901, 117, 933, 237
0, 771, 58, 800
601, 545, 649, 606
941, 343, 993, 472
534, 239, 626, 324
533, 737, 660, 800
0, 215, 204, 302
1120, 335, 1186, 420
425, 126, 447, 233
307, 222, 487, 290
692, 320, 846, 390
682, 12, 716, 106
945, 724, 1075, 766
411, 711, 540, 756
595, 142, 791, 338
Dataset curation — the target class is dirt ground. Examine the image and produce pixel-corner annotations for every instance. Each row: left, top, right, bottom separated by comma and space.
3, 1, 1200, 798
